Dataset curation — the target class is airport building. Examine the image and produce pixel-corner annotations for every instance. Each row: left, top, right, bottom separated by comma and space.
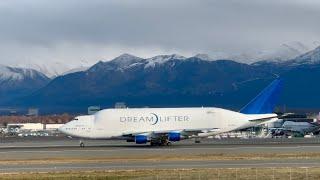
115, 102, 126, 109
7, 123, 63, 131
5, 123, 64, 137
27, 108, 39, 116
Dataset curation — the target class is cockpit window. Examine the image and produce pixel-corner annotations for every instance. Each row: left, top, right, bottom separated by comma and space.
74, 118, 79, 121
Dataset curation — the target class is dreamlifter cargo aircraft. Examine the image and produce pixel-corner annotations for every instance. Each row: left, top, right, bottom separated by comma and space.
59, 79, 283, 146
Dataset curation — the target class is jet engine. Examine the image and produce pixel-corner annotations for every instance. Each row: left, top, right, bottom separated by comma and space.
135, 135, 148, 144
168, 132, 181, 141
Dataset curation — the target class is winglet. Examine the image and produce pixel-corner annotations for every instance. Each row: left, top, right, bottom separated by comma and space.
240, 78, 283, 114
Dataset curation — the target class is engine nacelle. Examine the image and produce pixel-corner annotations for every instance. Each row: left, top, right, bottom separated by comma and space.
168, 132, 181, 141
135, 135, 148, 144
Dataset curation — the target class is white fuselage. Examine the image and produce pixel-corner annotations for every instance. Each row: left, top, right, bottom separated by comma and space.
59, 107, 277, 139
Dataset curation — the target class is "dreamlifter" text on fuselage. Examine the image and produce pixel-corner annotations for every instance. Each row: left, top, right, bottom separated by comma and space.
120, 113, 190, 125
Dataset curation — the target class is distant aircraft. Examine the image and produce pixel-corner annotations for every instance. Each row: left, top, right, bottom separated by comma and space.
282, 121, 320, 135
59, 79, 283, 146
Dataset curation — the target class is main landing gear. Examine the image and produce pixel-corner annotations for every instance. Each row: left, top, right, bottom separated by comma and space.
79, 140, 85, 148
150, 137, 172, 146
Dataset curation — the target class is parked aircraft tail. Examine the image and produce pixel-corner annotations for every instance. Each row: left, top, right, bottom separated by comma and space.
240, 78, 283, 114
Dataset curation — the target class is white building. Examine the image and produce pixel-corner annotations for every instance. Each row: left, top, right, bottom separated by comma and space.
7, 123, 63, 132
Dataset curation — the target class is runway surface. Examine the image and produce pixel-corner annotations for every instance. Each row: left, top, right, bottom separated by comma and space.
1, 137, 320, 173
1, 136, 320, 148
1, 159, 320, 173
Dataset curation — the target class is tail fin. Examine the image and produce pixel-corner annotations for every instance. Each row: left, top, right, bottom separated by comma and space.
240, 78, 283, 114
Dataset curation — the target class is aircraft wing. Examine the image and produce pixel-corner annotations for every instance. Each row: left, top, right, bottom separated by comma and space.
122, 115, 279, 139
122, 128, 218, 137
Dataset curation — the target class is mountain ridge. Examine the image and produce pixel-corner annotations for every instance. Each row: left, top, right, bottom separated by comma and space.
4, 44, 320, 113
0, 65, 50, 103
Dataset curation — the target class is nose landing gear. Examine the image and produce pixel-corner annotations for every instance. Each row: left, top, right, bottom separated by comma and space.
79, 140, 85, 148
195, 138, 201, 143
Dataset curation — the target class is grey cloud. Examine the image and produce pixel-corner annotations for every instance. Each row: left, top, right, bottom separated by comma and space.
0, 0, 319, 65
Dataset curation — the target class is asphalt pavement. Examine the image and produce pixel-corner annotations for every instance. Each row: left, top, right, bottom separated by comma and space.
1, 137, 320, 173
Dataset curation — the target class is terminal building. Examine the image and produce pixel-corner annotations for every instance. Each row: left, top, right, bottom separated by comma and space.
26, 108, 39, 116
4, 123, 64, 137
7, 123, 63, 131
115, 102, 126, 109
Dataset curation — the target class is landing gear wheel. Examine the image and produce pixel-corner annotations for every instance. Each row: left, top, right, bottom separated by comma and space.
150, 139, 160, 146
79, 141, 85, 148
166, 141, 172, 146
195, 138, 201, 143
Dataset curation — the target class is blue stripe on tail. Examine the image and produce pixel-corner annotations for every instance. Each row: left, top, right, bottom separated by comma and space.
240, 78, 283, 114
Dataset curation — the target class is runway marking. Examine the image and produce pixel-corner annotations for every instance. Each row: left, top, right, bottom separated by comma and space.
1, 145, 320, 154
1, 162, 320, 172
1, 146, 320, 153
0, 148, 179, 153
0, 148, 181, 155
0, 150, 114, 153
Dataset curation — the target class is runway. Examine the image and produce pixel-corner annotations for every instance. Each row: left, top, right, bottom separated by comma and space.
2, 136, 320, 148
1, 159, 320, 173
2, 144, 320, 160
1, 137, 320, 173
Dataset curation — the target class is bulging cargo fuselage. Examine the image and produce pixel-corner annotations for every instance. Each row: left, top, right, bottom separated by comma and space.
59, 107, 276, 139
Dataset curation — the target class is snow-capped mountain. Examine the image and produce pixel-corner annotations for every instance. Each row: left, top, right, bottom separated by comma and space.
10, 41, 319, 78
99, 53, 146, 71
263, 41, 310, 61
84, 44, 320, 73
109, 53, 144, 68
21, 54, 274, 112
106, 44, 314, 68
17, 55, 144, 77
193, 54, 214, 61
16, 62, 70, 78
229, 41, 316, 63
0, 65, 50, 103
144, 54, 186, 68
313, 41, 320, 47
284, 46, 320, 66
109, 53, 188, 69
61, 66, 90, 76
9, 44, 320, 113
88, 54, 187, 71
0, 65, 47, 81
16, 59, 93, 78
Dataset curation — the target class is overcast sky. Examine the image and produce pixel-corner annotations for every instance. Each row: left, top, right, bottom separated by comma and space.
0, 0, 319, 66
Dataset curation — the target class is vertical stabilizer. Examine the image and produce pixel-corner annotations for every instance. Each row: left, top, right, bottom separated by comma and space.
240, 79, 283, 114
